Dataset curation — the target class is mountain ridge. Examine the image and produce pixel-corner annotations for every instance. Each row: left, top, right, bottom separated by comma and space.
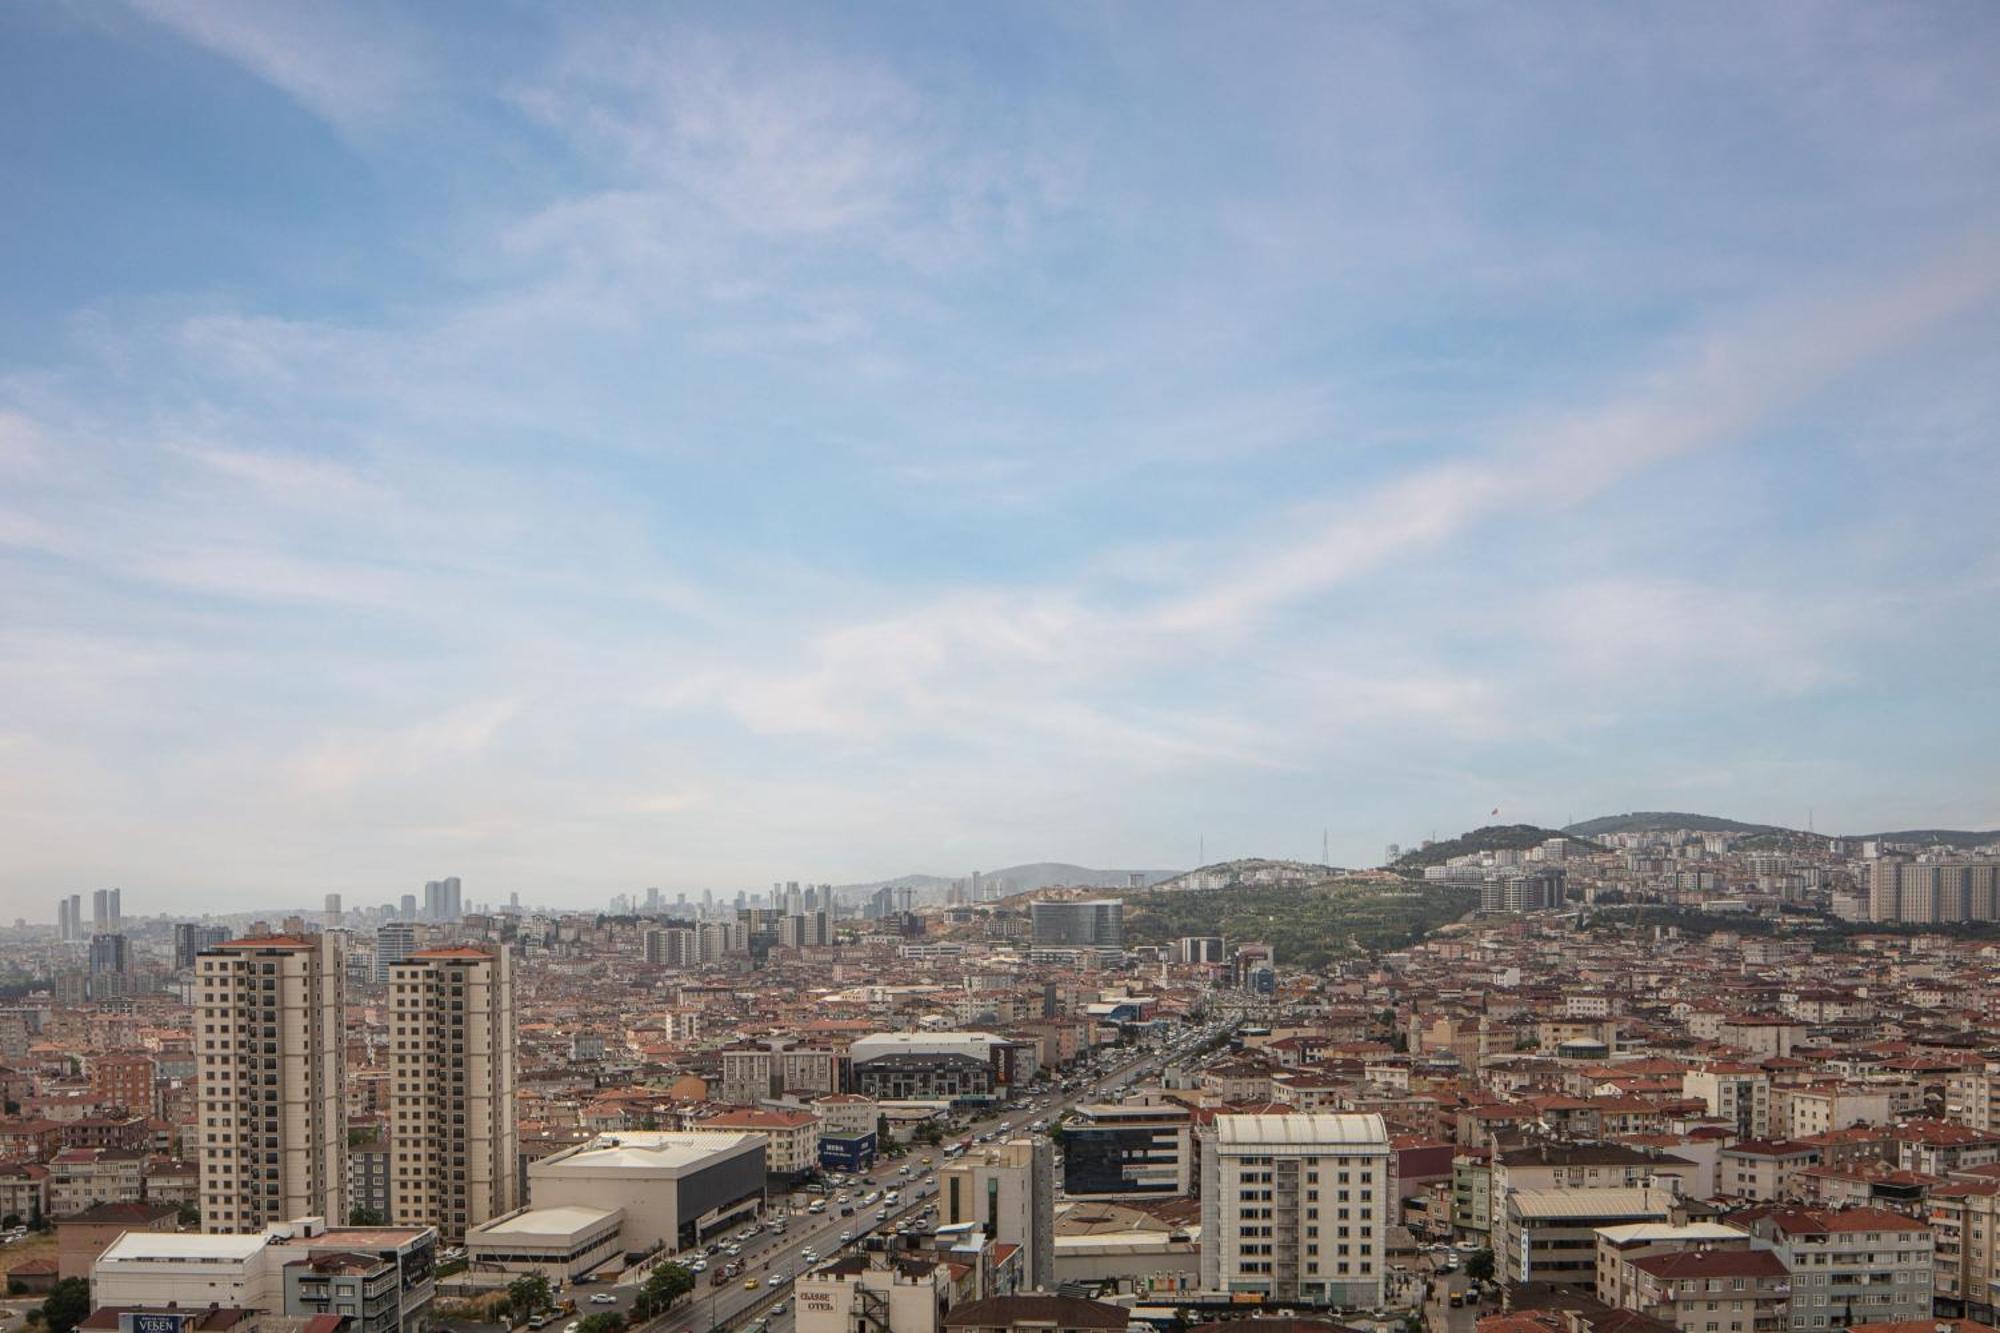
833, 861, 1180, 901
1566, 810, 2000, 845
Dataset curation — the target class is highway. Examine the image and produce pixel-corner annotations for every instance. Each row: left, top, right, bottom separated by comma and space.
600, 1025, 1221, 1333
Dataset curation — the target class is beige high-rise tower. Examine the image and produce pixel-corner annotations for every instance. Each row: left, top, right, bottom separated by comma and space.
389, 946, 517, 1238
196, 934, 348, 1232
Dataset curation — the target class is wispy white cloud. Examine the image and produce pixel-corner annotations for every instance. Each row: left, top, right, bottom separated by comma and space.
1154, 236, 2000, 635
5, 7, 2000, 905
126, 0, 421, 133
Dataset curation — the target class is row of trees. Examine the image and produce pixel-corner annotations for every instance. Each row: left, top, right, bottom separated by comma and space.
501, 1262, 696, 1333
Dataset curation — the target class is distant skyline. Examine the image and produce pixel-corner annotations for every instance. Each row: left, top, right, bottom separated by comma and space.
3, 4, 1999, 915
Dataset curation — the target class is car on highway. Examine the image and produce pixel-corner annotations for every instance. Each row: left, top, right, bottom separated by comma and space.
838, 1230, 853, 1242
744, 1277, 760, 1290
770, 1302, 787, 1316
587, 1294, 618, 1305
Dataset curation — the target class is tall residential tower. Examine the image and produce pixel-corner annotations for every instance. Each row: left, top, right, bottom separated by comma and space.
389, 946, 517, 1239
195, 934, 348, 1232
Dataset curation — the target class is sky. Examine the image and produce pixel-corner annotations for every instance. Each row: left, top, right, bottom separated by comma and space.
3, 3, 1999, 916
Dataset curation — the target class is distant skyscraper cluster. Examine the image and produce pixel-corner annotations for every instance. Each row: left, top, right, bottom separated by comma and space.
422, 876, 462, 922
56, 888, 125, 942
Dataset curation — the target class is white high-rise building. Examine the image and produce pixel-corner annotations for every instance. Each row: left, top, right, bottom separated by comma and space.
196, 933, 348, 1232
1199, 1113, 1391, 1308
389, 946, 516, 1239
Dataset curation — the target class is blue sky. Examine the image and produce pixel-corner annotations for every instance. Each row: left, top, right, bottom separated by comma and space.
3, 3, 1999, 913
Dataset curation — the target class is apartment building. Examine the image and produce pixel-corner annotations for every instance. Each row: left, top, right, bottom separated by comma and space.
1892, 1121, 2000, 1176
1719, 1142, 1822, 1202
89, 1053, 158, 1118
1492, 1142, 1700, 1231
1866, 860, 2000, 924
686, 1107, 821, 1178
1197, 1112, 1390, 1308
196, 934, 348, 1233
1929, 1178, 2000, 1322
1596, 1222, 1774, 1310
1617, 1247, 1793, 1333
1686, 1065, 1774, 1138
718, 1040, 851, 1105
48, 1147, 143, 1214
1777, 1087, 1895, 1140
388, 946, 517, 1239
1733, 1206, 1934, 1331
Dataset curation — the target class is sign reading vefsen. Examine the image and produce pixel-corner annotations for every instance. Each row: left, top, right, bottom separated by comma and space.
126, 1316, 190, 1333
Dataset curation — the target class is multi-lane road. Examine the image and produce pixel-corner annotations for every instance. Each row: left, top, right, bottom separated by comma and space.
595, 1028, 1220, 1333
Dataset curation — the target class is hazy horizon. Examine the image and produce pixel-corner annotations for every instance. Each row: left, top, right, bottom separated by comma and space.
3, 4, 1998, 916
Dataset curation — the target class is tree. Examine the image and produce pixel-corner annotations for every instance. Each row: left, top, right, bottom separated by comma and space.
348, 1205, 385, 1226
648, 1262, 695, 1304
507, 1274, 553, 1318
176, 1202, 200, 1229
634, 1261, 694, 1317
40, 1279, 91, 1333
1466, 1247, 1495, 1283
575, 1314, 624, 1333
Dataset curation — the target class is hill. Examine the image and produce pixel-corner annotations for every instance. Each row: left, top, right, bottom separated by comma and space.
834, 861, 1179, 903
1564, 811, 1793, 837
1565, 811, 1999, 848
1858, 828, 2000, 849
1118, 879, 1478, 970
1392, 824, 1600, 874
1150, 858, 1341, 892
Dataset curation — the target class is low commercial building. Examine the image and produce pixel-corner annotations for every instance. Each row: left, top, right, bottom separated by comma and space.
525, 1131, 764, 1255
795, 1252, 954, 1333
850, 1034, 1020, 1107
1500, 1187, 1679, 1286
1062, 1100, 1192, 1200
92, 1218, 437, 1332
940, 1294, 1129, 1332
464, 1204, 625, 1281
819, 1130, 878, 1174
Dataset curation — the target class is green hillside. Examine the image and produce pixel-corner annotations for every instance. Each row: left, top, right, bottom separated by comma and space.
1564, 811, 1792, 837
1119, 879, 1478, 970
1391, 824, 1600, 874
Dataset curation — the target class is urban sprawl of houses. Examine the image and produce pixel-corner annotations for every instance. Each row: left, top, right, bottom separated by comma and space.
10, 822, 2000, 1333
